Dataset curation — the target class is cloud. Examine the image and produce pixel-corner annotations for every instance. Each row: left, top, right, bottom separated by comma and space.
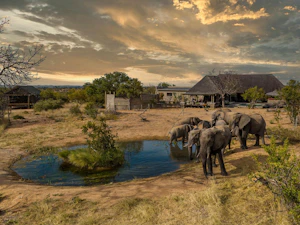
234, 23, 245, 26
173, 0, 269, 24
1, 0, 299, 86
283, 6, 297, 11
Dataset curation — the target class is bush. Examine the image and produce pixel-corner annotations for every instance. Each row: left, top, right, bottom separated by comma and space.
13, 114, 25, 120
84, 102, 98, 119
267, 127, 300, 143
252, 137, 300, 223
69, 104, 82, 116
34, 99, 64, 112
58, 119, 124, 169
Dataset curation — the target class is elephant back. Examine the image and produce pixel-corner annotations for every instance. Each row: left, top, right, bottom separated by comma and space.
175, 117, 201, 126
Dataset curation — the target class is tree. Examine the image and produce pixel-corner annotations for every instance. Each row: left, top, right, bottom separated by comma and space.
279, 80, 300, 126
242, 86, 265, 109
84, 71, 143, 105
213, 74, 241, 108
0, 18, 45, 88
67, 88, 87, 103
0, 18, 9, 32
143, 86, 156, 94
157, 82, 174, 88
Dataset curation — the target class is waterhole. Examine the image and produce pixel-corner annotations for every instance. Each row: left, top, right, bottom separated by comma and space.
12, 140, 194, 186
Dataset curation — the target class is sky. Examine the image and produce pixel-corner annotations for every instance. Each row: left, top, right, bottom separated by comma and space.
0, 0, 299, 86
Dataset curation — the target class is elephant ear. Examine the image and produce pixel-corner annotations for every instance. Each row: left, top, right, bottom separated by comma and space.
238, 114, 251, 129
185, 124, 192, 133
186, 130, 201, 147
193, 117, 200, 125
217, 111, 225, 120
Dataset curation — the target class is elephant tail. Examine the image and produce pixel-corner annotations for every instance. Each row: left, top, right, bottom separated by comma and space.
264, 129, 271, 139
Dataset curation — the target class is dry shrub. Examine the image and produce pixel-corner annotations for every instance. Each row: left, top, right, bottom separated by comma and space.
267, 127, 300, 143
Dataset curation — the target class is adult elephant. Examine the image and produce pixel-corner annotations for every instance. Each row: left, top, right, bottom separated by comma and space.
231, 113, 266, 147
186, 126, 231, 177
169, 124, 193, 144
175, 117, 201, 126
212, 110, 266, 149
197, 120, 211, 129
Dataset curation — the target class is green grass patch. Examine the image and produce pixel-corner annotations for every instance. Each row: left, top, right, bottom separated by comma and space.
58, 147, 124, 170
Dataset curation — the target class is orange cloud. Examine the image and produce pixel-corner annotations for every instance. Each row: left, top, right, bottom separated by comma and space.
173, 0, 269, 24
283, 6, 297, 11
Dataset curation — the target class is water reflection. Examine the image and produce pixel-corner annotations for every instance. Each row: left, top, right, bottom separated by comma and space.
169, 142, 190, 161
12, 140, 191, 186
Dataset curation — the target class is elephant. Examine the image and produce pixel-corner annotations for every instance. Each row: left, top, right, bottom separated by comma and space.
212, 110, 266, 149
231, 113, 266, 147
186, 126, 231, 177
197, 120, 211, 129
169, 124, 193, 144
175, 117, 201, 126
215, 119, 227, 126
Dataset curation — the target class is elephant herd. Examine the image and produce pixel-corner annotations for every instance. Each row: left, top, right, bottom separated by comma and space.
169, 109, 266, 177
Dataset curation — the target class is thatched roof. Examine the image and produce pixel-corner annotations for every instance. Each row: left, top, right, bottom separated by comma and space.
5, 85, 41, 96
186, 74, 284, 95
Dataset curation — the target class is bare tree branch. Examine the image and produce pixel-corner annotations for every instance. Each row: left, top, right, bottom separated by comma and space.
0, 45, 45, 88
0, 17, 9, 33
212, 73, 241, 107
0, 18, 45, 88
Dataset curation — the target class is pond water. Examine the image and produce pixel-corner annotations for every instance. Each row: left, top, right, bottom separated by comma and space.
12, 140, 194, 186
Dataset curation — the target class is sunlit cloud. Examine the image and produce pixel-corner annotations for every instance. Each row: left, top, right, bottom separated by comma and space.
173, 0, 269, 24
283, 6, 297, 11
234, 23, 245, 26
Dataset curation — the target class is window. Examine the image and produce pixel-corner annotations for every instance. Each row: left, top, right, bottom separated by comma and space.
167, 93, 172, 96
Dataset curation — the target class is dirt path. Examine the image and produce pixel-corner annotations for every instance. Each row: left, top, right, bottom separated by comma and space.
0, 107, 290, 216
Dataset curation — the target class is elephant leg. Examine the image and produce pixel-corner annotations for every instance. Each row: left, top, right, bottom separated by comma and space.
195, 145, 200, 163
228, 137, 231, 149
207, 148, 213, 176
237, 132, 245, 149
261, 135, 265, 145
218, 151, 228, 176
188, 146, 193, 160
242, 127, 250, 149
242, 138, 248, 149
212, 154, 218, 167
201, 152, 208, 177
254, 134, 260, 146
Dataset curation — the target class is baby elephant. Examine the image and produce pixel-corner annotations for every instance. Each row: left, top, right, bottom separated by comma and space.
169, 124, 193, 144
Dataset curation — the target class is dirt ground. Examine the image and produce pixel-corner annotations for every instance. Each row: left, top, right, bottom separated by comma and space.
0, 106, 295, 220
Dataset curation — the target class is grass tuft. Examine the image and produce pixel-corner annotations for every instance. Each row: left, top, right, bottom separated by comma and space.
17, 178, 291, 225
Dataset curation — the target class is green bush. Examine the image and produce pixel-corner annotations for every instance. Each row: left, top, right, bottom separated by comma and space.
58, 119, 124, 169
13, 114, 25, 120
84, 102, 98, 119
253, 137, 300, 223
69, 104, 82, 116
34, 99, 64, 112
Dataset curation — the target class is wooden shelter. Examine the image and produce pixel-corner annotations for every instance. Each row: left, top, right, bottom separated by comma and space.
4, 85, 41, 109
185, 74, 284, 104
